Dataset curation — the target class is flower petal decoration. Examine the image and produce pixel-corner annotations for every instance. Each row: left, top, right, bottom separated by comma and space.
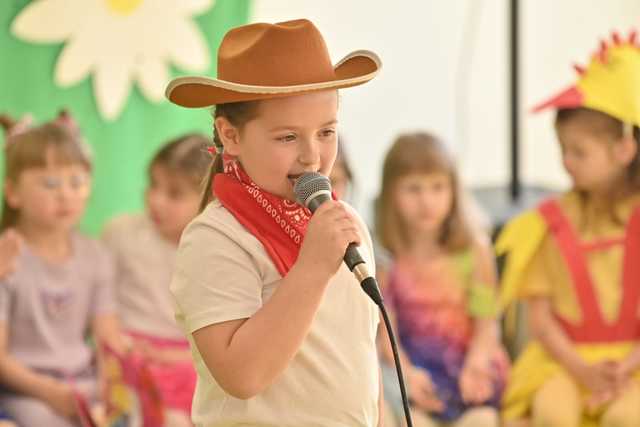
11, 0, 214, 121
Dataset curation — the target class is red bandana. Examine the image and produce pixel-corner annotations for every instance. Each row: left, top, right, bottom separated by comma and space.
213, 155, 312, 276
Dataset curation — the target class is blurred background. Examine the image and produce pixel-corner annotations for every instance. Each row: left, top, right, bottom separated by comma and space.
2, 0, 640, 233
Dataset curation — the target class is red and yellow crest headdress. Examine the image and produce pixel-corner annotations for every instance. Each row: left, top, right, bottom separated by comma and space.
533, 30, 640, 128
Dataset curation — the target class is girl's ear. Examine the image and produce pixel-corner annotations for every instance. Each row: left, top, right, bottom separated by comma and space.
3, 181, 20, 209
214, 116, 242, 156
615, 134, 638, 166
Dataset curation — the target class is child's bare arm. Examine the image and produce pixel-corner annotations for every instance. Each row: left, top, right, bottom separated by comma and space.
461, 243, 499, 403
92, 313, 129, 355
615, 343, 640, 380
529, 298, 584, 373
467, 242, 500, 357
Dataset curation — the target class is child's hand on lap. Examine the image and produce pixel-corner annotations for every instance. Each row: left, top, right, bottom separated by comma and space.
460, 356, 493, 404
586, 358, 637, 410
574, 360, 620, 410
43, 379, 78, 420
407, 366, 444, 413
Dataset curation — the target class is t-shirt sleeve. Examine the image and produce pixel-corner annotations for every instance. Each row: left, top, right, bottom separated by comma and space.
170, 219, 263, 334
90, 243, 117, 316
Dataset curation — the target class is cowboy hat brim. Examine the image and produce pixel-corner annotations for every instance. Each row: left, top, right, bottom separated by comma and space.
165, 50, 381, 108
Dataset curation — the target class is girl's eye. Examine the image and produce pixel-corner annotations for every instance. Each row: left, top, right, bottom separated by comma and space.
405, 183, 422, 194
432, 180, 448, 192
277, 134, 297, 143
42, 176, 62, 190
168, 188, 185, 200
69, 174, 86, 189
567, 149, 584, 160
320, 129, 336, 138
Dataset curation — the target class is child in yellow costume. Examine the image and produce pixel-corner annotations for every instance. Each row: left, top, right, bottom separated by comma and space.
498, 31, 640, 427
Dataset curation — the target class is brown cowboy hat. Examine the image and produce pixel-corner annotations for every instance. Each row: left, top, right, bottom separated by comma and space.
165, 19, 381, 107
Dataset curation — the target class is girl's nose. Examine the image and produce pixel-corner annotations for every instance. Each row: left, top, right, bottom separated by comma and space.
56, 182, 73, 200
298, 139, 320, 168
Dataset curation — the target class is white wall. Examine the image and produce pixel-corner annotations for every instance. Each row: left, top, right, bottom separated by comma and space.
251, 0, 640, 219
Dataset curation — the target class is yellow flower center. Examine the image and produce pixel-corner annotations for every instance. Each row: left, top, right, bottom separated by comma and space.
106, 0, 143, 15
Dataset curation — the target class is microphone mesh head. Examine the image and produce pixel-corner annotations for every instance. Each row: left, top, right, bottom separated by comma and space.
294, 172, 332, 206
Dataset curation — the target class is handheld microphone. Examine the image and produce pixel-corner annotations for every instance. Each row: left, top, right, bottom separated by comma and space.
294, 172, 383, 305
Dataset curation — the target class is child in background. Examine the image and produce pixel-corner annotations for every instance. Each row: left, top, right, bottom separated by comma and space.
0, 111, 126, 427
166, 19, 383, 426
102, 133, 210, 426
376, 132, 508, 427
498, 32, 640, 427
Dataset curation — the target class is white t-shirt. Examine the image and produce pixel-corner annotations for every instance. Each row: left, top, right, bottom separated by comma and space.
171, 200, 380, 427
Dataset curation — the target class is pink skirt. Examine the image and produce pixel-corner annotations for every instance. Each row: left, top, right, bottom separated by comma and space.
126, 330, 197, 414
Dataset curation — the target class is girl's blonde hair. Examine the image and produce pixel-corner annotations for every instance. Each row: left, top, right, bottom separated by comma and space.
0, 111, 92, 231
376, 132, 481, 255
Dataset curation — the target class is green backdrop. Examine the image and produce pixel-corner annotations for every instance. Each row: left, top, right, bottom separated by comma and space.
0, 0, 251, 234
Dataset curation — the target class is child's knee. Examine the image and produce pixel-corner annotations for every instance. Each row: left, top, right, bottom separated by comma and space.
602, 410, 639, 427
601, 386, 640, 427
532, 394, 581, 427
531, 375, 581, 427
532, 410, 579, 427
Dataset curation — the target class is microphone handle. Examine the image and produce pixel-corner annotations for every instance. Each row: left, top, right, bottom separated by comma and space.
344, 242, 365, 271
307, 195, 366, 270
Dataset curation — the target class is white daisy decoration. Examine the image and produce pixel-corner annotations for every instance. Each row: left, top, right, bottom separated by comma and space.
12, 0, 214, 121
